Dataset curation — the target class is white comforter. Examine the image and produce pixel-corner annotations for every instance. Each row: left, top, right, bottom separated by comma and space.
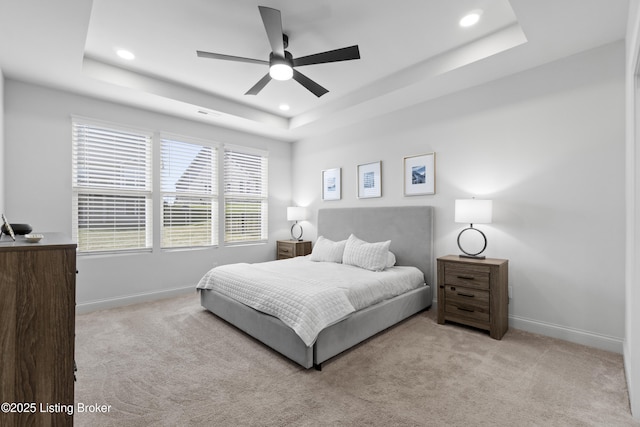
196, 256, 425, 346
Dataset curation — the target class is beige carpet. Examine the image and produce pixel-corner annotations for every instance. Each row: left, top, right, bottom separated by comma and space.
74, 293, 638, 426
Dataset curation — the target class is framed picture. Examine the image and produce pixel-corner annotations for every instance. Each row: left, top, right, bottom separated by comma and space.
357, 161, 382, 199
322, 168, 342, 201
404, 152, 435, 196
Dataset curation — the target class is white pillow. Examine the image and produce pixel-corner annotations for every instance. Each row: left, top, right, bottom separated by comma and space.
386, 251, 397, 268
310, 236, 347, 263
342, 234, 391, 272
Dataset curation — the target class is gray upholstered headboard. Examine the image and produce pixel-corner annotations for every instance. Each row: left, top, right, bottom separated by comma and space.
317, 206, 434, 284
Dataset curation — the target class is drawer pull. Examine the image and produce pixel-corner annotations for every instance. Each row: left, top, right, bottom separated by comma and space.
457, 275, 475, 280
281, 248, 290, 252
457, 292, 475, 298
457, 307, 475, 313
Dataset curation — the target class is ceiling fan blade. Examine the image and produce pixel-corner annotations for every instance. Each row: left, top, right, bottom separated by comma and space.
292, 69, 328, 97
258, 6, 285, 56
292, 45, 360, 67
197, 50, 269, 65
245, 73, 272, 95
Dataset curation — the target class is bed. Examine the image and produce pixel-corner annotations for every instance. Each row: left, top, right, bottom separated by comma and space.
198, 206, 434, 369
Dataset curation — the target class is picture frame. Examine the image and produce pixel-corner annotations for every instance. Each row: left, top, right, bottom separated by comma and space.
322, 168, 342, 201
1, 213, 16, 241
357, 161, 382, 199
403, 152, 435, 196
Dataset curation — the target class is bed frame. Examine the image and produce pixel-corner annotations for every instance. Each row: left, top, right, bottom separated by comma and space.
200, 206, 434, 369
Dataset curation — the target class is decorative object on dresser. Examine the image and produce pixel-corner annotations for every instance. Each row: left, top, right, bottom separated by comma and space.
24, 233, 44, 243
437, 255, 508, 340
0, 233, 77, 426
357, 161, 382, 198
403, 152, 436, 196
286, 206, 307, 240
1, 214, 16, 241
455, 198, 493, 259
1, 222, 32, 236
277, 239, 312, 259
321, 167, 342, 201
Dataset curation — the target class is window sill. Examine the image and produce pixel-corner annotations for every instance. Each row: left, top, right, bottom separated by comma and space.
161, 245, 219, 253
77, 248, 153, 259
223, 241, 268, 248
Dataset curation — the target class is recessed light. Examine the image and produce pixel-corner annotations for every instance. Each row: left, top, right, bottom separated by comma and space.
116, 49, 135, 60
459, 10, 483, 27
279, 104, 290, 111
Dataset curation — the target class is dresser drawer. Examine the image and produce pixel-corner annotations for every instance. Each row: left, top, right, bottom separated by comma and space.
444, 285, 490, 323
278, 242, 295, 259
444, 263, 490, 290
277, 240, 312, 260
445, 285, 489, 308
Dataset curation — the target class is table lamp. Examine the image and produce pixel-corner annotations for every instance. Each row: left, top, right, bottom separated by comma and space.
455, 198, 492, 259
287, 207, 307, 241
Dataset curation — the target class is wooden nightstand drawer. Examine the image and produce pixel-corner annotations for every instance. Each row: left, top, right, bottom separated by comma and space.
445, 285, 489, 307
445, 302, 490, 323
277, 240, 312, 260
278, 241, 295, 259
444, 285, 490, 323
444, 263, 490, 290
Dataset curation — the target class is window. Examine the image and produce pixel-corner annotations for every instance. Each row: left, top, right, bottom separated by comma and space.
161, 137, 217, 248
72, 119, 268, 252
72, 120, 152, 253
224, 146, 268, 243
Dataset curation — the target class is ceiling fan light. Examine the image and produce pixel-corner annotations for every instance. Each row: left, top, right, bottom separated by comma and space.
270, 63, 293, 81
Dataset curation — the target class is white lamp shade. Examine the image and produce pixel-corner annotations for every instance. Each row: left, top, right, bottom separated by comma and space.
455, 199, 493, 224
287, 207, 307, 221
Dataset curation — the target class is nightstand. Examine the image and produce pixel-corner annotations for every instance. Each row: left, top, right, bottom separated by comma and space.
437, 255, 509, 340
277, 240, 312, 260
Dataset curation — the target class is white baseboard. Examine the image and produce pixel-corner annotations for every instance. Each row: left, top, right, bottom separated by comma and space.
76, 286, 196, 314
509, 315, 623, 354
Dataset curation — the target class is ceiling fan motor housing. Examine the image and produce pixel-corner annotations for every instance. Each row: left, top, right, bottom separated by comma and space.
270, 51, 293, 67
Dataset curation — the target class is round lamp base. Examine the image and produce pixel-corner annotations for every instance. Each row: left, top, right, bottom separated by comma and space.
290, 223, 303, 241
457, 226, 487, 259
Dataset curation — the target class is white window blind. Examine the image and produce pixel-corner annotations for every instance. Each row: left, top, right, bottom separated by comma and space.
72, 120, 153, 253
161, 137, 218, 248
224, 147, 268, 243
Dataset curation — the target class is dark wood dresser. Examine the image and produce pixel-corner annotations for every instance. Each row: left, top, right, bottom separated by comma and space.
0, 233, 76, 426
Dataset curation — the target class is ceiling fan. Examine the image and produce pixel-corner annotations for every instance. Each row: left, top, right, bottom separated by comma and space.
196, 6, 360, 98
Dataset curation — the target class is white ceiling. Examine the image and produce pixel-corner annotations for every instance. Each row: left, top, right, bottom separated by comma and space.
0, 0, 630, 142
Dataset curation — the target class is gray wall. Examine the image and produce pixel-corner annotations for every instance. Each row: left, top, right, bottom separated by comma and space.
292, 42, 626, 353
3, 81, 293, 311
